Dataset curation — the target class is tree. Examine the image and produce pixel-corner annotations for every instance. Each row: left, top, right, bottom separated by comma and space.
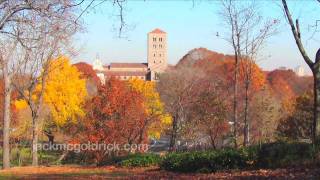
128, 78, 171, 141
0, 0, 128, 168
248, 86, 281, 144
10, 5, 79, 166
158, 66, 211, 151
281, 0, 320, 143
220, 0, 277, 147
189, 80, 230, 149
44, 57, 87, 127
0, 0, 84, 168
277, 91, 313, 141
40, 57, 87, 143
240, 60, 268, 146
78, 78, 147, 162
0, 79, 18, 139
73, 62, 100, 96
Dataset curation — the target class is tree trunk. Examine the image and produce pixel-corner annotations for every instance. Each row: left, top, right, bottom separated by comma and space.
282, 0, 320, 144
233, 55, 239, 148
243, 81, 250, 147
209, 131, 217, 150
313, 68, 320, 143
44, 130, 54, 144
47, 134, 54, 145
169, 115, 177, 152
31, 111, 39, 166
2, 65, 11, 169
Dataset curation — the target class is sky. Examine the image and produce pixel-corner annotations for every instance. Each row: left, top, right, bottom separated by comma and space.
74, 0, 320, 73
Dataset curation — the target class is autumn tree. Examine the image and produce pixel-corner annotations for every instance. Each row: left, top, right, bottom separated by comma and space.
188, 79, 230, 149
73, 62, 100, 96
77, 78, 147, 162
248, 86, 281, 144
281, 0, 320, 143
128, 78, 171, 141
0, 0, 129, 168
239, 60, 268, 146
277, 91, 313, 141
267, 69, 313, 100
41, 57, 87, 142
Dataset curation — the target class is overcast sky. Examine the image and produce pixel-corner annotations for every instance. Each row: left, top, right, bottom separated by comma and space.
74, 0, 320, 73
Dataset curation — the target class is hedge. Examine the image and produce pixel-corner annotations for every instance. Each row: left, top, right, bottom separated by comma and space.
160, 142, 319, 172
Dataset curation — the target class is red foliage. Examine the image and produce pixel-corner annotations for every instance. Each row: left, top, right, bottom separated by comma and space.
267, 69, 312, 99
78, 78, 148, 161
73, 62, 100, 85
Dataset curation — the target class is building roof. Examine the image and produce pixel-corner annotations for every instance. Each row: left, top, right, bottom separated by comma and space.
110, 63, 148, 68
149, 28, 166, 34
105, 71, 148, 77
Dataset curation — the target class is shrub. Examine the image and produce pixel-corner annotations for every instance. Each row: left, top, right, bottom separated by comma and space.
256, 141, 317, 168
10, 147, 32, 166
160, 149, 249, 173
160, 142, 318, 173
119, 153, 161, 167
62, 151, 96, 165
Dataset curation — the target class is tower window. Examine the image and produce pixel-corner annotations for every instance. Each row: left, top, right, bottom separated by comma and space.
154, 60, 156, 63
159, 54, 161, 57
153, 37, 156, 42
153, 45, 156, 48
159, 44, 162, 48
154, 53, 156, 57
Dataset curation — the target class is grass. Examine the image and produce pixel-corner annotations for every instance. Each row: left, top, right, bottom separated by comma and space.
0, 165, 319, 179
0, 166, 132, 179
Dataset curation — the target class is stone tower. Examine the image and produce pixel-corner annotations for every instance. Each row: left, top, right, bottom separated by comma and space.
147, 28, 167, 80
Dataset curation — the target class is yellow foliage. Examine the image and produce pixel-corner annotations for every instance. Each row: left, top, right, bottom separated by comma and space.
14, 99, 28, 110
128, 78, 171, 139
160, 114, 172, 125
43, 56, 87, 126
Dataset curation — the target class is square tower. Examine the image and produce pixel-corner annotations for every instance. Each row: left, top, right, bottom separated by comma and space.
147, 28, 167, 80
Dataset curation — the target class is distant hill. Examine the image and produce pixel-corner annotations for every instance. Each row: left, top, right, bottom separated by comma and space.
176, 47, 313, 98
176, 48, 230, 68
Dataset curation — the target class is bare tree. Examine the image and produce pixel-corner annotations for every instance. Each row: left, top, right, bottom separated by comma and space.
14, 9, 78, 167
240, 18, 277, 146
220, 0, 249, 148
220, 0, 277, 147
158, 66, 205, 151
0, 39, 21, 169
0, 0, 35, 169
281, 0, 320, 143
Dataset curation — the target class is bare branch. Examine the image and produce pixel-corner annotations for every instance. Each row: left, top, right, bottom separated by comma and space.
282, 0, 313, 67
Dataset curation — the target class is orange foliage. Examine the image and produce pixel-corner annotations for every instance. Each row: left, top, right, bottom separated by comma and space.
195, 55, 266, 93
78, 78, 148, 162
73, 62, 100, 85
267, 69, 312, 100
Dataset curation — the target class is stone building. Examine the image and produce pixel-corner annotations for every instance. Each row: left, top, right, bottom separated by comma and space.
294, 65, 305, 76
93, 28, 168, 82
